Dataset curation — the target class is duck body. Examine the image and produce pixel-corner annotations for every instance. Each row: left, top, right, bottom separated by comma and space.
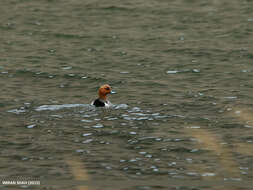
92, 84, 112, 108
92, 98, 112, 108
92, 98, 106, 107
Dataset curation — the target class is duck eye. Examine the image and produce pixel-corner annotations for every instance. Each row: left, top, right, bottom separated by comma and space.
105, 87, 110, 90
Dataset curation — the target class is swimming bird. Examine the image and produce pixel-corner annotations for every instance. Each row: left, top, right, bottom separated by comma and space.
91, 84, 112, 108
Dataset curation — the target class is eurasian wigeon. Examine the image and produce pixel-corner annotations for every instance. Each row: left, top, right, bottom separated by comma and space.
91, 84, 113, 108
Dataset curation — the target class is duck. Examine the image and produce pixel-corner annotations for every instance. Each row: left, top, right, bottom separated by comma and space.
91, 84, 113, 108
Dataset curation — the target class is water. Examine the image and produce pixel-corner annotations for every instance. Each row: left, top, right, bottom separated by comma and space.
1, 0, 253, 189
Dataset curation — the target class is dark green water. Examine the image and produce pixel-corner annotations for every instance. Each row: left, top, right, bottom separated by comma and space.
1, 0, 253, 189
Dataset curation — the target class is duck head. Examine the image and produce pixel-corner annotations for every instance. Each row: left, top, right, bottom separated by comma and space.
98, 84, 112, 100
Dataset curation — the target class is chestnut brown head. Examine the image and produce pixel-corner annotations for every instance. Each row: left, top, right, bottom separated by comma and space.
98, 84, 112, 100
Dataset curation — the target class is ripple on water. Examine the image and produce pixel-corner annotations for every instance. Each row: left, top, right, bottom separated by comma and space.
82, 133, 93, 137
81, 119, 93, 123
82, 139, 93, 144
114, 104, 128, 109
62, 66, 72, 70
92, 124, 104, 128
26, 124, 36, 129
106, 117, 118, 120
35, 104, 90, 111
50, 114, 63, 118
201, 173, 216, 177
75, 149, 90, 154
7, 108, 26, 114
35, 103, 128, 112
122, 111, 167, 121
82, 113, 98, 118
167, 70, 179, 74
137, 117, 149, 120
120, 71, 130, 74
131, 113, 148, 116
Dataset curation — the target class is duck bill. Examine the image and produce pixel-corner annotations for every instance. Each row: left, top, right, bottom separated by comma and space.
110, 90, 116, 94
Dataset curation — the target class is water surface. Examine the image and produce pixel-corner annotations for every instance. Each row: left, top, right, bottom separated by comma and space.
1, 0, 253, 189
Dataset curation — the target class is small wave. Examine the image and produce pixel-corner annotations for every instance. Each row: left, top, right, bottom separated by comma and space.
113, 104, 128, 109
35, 103, 128, 111
35, 104, 90, 111
7, 108, 26, 114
